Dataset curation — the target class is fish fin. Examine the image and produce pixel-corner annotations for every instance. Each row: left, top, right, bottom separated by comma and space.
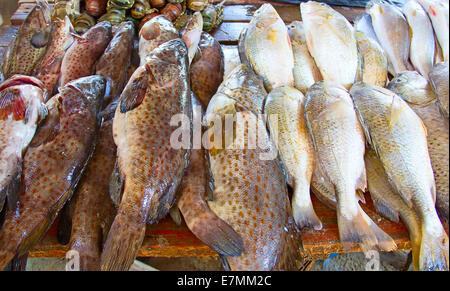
355, 35, 365, 83
357, 167, 367, 193
109, 159, 124, 209
238, 28, 252, 69
169, 206, 183, 226
192, 47, 202, 64
119, 69, 147, 113
4, 156, 22, 212
187, 210, 245, 257
273, 222, 302, 271
370, 194, 400, 223
4, 252, 28, 271
388, 95, 405, 131
292, 186, 322, 230
419, 223, 449, 271
0, 89, 28, 121
29, 98, 61, 147
219, 255, 231, 271
57, 198, 76, 245
356, 190, 366, 204
100, 214, 146, 271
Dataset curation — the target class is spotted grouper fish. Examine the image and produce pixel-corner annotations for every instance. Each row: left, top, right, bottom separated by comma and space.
204, 64, 301, 271
0, 75, 47, 212
190, 32, 224, 107
6, 0, 51, 77
59, 21, 112, 86
32, 16, 76, 96
101, 39, 191, 271
0, 76, 105, 269
95, 21, 135, 108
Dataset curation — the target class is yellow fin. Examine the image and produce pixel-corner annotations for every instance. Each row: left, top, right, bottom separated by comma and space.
388, 96, 404, 131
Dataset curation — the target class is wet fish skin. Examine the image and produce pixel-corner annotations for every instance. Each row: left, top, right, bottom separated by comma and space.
244, 4, 294, 92
388, 71, 449, 224
403, 0, 435, 80
205, 64, 301, 270
368, 1, 413, 75
350, 82, 449, 271
190, 32, 224, 107
287, 21, 322, 94
264, 86, 321, 230
68, 117, 117, 271
0, 75, 47, 212
355, 30, 388, 87
95, 21, 135, 108
32, 16, 76, 97
354, 13, 380, 45
139, 15, 179, 66
59, 21, 112, 87
101, 39, 191, 271
0, 75, 105, 269
0, 26, 18, 83
305, 81, 395, 253
429, 62, 449, 120
181, 12, 204, 65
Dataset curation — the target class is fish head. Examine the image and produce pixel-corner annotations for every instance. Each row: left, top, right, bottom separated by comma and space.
250, 4, 281, 30
25, 0, 51, 30
82, 21, 113, 49
140, 15, 178, 43
286, 21, 306, 43
388, 71, 437, 106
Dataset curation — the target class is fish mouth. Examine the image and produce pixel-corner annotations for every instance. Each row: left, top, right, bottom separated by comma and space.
0, 75, 45, 92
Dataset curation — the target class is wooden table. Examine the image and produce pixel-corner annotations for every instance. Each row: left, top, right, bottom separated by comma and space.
5, 0, 448, 263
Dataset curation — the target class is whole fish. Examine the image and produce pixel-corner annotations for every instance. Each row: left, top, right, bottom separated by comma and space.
181, 12, 204, 65
101, 39, 191, 271
368, 0, 413, 75
205, 64, 301, 270
355, 30, 388, 87
264, 86, 321, 230
190, 32, 224, 107
59, 21, 112, 87
388, 71, 449, 224
177, 95, 244, 257
243, 4, 294, 92
301, 2, 358, 89
403, 0, 435, 79
305, 81, 395, 253
429, 62, 449, 120
417, 0, 449, 62
0, 76, 105, 269
68, 115, 117, 271
32, 16, 76, 96
6, 0, 51, 77
0, 75, 47, 212
350, 82, 449, 271
287, 21, 322, 94
95, 21, 135, 108
139, 15, 179, 66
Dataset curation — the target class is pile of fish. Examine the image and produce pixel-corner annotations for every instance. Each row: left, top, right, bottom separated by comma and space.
0, 0, 448, 271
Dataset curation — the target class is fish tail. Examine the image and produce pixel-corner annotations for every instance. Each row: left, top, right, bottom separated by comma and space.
419, 222, 449, 271
100, 212, 146, 271
4, 252, 28, 271
358, 205, 397, 252
273, 222, 303, 271
292, 185, 322, 230
0, 245, 18, 270
0, 156, 22, 212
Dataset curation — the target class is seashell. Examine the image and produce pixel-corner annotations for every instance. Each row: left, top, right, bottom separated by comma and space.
98, 8, 127, 26
139, 11, 160, 30
149, 0, 166, 9
51, 0, 80, 21
201, 3, 224, 32
73, 12, 96, 34
107, 0, 135, 11
131, 0, 152, 20
188, 0, 208, 12
161, 3, 183, 22
85, 0, 108, 17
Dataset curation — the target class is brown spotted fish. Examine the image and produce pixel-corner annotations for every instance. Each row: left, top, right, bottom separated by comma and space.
32, 16, 76, 96
95, 21, 135, 108
101, 39, 191, 271
0, 75, 47, 212
59, 21, 112, 86
205, 64, 301, 271
138, 15, 179, 65
190, 32, 224, 107
6, 0, 51, 77
68, 114, 117, 271
177, 95, 244, 257
0, 75, 105, 269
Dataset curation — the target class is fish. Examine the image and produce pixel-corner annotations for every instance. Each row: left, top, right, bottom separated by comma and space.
368, 0, 413, 76
429, 62, 449, 120
301, 2, 358, 89
403, 0, 435, 80
32, 16, 76, 97
354, 13, 380, 44
350, 81, 449, 271
0, 75, 105, 269
101, 39, 191, 271
287, 21, 322, 94
59, 21, 112, 87
243, 4, 294, 92
177, 95, 244, 257
6, 0, 51, 77
304, 81, 396, 253
95, 21, 135, 108
68, 115, 117, 271
205, 64, 301, 270
190, 32, 224, 107
264, 86, 321, 230
138, 15, 179, 66
0, 26, 18, 83
0, 75, 47, 212
388, 71, 449, 224
417, 0, 449, 62
181, 12, 204, 65
355, 30, 388, 87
